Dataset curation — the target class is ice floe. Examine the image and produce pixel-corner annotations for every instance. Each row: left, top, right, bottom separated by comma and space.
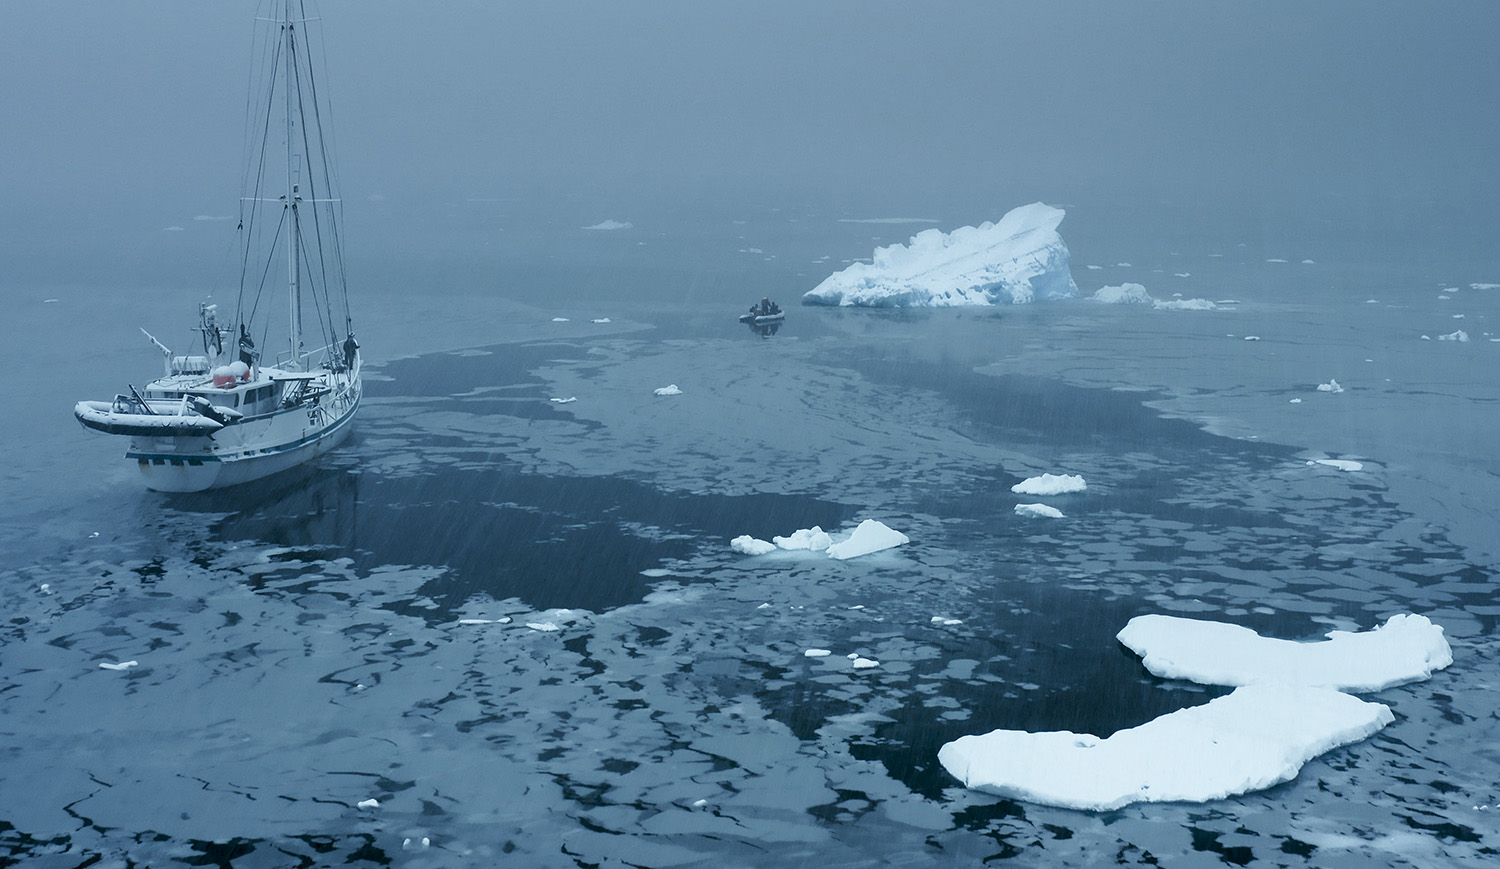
549, 397, 577, 404
931, 616, 964, 626
851, 657, 880, 669
939, 685, 1394, 811
1153, 298, 1218, 311
582, 219, 632, 231
802, 202, 1079, 307
98, 661, 139, 671
1014, 503, 1064, 519
730, 535, 776, 556
772, 526, 832, 551
941, 613, 1452, 810
1118, 613, 1452, 692
1309, 459, 1363, 472
825, 519, 910, 560
356, 799, 380, 809
1011, 473, 1086, 496
591, 318, 611, 324
1091, 283, 1153, 304
1438, 330, 1470, 342
653, 384, 682, 396
804, 648, 832, 658
1316, 379, 1344, 393
526, 622, 561, 632
736, 521, 908, 560
551, 317, 570, 322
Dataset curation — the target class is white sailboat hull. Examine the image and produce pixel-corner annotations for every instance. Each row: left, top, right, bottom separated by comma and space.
128, 388, 360, 492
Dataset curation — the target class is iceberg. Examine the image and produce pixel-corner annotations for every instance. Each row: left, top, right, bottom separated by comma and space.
1116, 613, 1452, 693
1011, 473, 1086, 496
1014, 503, 1063, 519
1091, 283, 1153, 304
937, 685, 1394, 812
825, 519, 910, 560
773, 526, 833, 551
802, 203, 1079, 308
730, 535, 776, 556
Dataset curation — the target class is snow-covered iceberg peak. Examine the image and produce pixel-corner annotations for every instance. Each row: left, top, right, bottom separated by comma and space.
803, 203, 1080, 308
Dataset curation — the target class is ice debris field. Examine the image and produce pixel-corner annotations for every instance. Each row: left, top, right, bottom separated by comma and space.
732, 519, 909, 560
939, 613, 1452, 811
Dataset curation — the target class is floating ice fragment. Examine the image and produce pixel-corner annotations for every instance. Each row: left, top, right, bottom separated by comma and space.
1316, 379, 1343, 393
1153, 298, 1218, 311
1289, 398, 1302, 403
1117, 613, 1451, 692
549, 397, 577, 403
757, 603, 771, 610
1090, 283, 1152, 304
38, 583, 51, 594
1453, 314, 1466, 319
939, 685, 1393, 811
356, 799, 380, 809
851, 657, 880, 669
692, 799, 709, 808
1014, 503, 1064, 519
640, 568, 672, 577
804, 649, 832, 657
1243, 336, 1261, 341
1309, 459, 1364, 472
1471, 283, 1500, 290
44, 298, 59, 303
457, 619, 496, 625
1174, 272, 1190, 278
582, 219, 632, 231
88, 531, 99, 538
931, 616, 964, 626
1302, 259, 1315, 264
773, 526, 833, 551
1267, 258, 1288, 263
498, 617, 511, 624
526, 622, 560, 632
847, 653, 860, 659
1438, 330, 1470, 342
98, 661, 139, 671
552, 317, 570, 322
1011, 473, 1086, 496
825, 519, 910, 560
591, 318, 611, 324
653, 384, 682, 396
1421, 335, 1432, 340
730, 535, 776, 555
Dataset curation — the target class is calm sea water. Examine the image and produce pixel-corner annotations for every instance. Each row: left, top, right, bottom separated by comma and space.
3, 212, 1498, 866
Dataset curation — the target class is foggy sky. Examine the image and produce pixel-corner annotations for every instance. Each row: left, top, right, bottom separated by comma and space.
4, 0, 1498, 292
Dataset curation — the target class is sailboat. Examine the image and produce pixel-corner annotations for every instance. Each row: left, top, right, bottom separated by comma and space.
74, 1, 361, 493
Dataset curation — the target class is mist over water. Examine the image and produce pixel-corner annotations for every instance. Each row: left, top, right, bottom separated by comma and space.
4, 2, 1500, 866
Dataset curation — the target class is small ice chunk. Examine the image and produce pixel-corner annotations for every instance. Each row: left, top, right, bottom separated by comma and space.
653, 384, 682, 396
692, 798, 709, 808
98, 661, 139, 671
804, 649, 832, 657
1438, 330, 1469, 342
773, 526, 833, 550
730, 535, 776, 555
938, 685, 1393, 811
1289, 398, 1302, 404
1116, 613, 1451, 693
526, 622, 560, 632
552, 317, 570, 322
1014, 503, 1064, 519
592, 317, 612, 323
1153, 298, 1218, 311
931, 616, 964, 626
357, 799, 380, 809
1243, 335, 1261, 341
549, 397, 577, 403
457, 619, 495, 625
583, 220, 632, 231
825, 519, 910, 560
1310, 459, 1363, 472
1316, 379, 1343, 393
1090, 283, 1152, 304
851, 657, 880, 669
1011, 473, 1086, 496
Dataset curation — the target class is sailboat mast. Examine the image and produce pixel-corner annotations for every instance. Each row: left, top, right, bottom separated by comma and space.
283, 1, 302, 370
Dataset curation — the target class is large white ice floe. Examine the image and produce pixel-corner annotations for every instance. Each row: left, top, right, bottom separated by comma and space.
939, 613, 1452, 810
1011, 473, 1086, 496
1014, 503, 1064, 519
1153, 298, 1219, 311
802, 203, 1079, 307
825, 519, 911, 560
1117, 613, 1452, 693
937, 685, 1394, 812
